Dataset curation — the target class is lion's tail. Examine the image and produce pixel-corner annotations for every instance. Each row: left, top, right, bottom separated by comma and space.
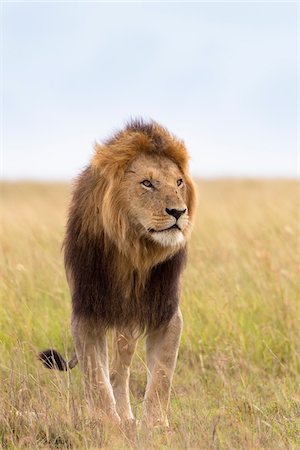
38, 349, 78, 371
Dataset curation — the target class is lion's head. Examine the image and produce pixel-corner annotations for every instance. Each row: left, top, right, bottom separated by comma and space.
91, 120, 196, 252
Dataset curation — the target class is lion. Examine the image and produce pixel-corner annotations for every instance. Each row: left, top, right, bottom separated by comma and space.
39, 119, 197, 428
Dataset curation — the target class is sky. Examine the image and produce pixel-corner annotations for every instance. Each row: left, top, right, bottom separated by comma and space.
1, 1, 298, 179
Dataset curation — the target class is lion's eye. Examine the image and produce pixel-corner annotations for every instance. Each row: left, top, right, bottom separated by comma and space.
141, 180, 153, 189
177, 178, 183, 187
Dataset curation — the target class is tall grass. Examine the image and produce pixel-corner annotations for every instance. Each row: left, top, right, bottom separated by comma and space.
0, 180, 299, 448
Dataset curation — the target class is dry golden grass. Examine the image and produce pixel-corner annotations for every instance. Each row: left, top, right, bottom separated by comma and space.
0, 179, 299, 449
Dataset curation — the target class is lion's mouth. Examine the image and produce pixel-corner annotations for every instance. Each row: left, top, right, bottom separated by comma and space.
148, 224, 181, 233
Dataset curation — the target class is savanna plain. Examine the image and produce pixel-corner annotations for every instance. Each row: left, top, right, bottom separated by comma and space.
0, 179, 299, 449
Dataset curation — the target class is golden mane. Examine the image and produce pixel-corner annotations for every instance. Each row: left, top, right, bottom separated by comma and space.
63, 119, 196, 329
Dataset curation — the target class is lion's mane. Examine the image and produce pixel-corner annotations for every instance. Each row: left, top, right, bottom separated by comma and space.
64, 119, 196, 330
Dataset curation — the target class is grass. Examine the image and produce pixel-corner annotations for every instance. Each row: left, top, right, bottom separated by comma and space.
0, 179, 299, 449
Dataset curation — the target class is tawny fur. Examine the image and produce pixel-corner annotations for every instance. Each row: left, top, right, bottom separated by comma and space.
39, 119, 197, 427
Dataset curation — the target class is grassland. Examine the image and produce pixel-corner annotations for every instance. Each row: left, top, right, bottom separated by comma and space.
0, 179, 299, 449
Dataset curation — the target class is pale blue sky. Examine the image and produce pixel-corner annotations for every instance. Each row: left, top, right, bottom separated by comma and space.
1, 1, 298, 179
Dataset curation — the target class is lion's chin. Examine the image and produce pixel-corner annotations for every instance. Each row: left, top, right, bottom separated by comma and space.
149, 229, 185, 248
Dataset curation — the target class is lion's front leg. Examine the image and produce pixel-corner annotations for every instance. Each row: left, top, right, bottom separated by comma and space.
110, 328, 138, 422
71, 316, 120, 424
142, 309, 183, 428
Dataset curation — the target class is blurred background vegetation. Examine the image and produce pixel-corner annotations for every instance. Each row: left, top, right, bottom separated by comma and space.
0, 180, 299, 448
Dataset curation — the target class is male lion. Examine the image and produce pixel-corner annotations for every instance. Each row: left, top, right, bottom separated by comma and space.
39, 119, 196, 428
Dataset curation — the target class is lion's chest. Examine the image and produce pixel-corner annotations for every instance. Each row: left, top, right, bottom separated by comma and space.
70, 246, 186, 330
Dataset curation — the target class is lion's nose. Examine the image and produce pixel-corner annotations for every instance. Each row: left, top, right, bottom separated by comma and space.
165, 208, 187, 220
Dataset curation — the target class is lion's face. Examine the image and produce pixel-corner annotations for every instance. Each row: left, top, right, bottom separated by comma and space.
122, 154, 191, 248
